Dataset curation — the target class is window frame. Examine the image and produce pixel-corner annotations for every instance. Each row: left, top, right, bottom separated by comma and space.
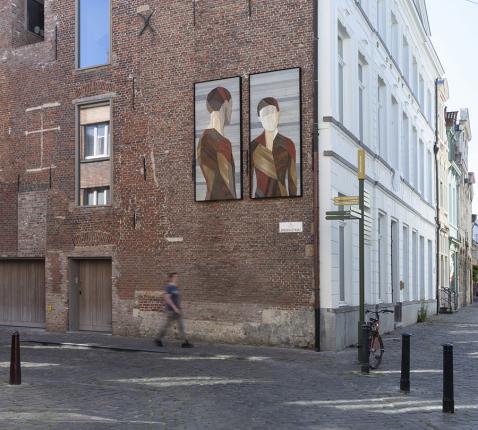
26, 0, 45, 38
357, 54, 367, 142
75, 0, 112, 70
83, 122, 110, 160
75, 99, 114, 208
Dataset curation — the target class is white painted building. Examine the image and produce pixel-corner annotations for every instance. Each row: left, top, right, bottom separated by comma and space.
317, 0, 444, 350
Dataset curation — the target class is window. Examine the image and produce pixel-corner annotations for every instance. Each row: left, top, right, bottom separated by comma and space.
420, 236, 425, 300
79, 104, 112, 206
338, 33, 345, 123
427, 151, 433, 202
412, 231, 418, 300
378, 78, 387, 159
377, 0, 386, 39
419, 74, 425, 108
411, 127, 418, 187
378, 213, 386, 301
27, 0, 44, 37
78, 0, 110, 69
391, 13, 399, 60
358, 55, 367, 141
427, 89, 433, 124
391, 97, 399, 170
84, 187, 110, 206
419, 139, 424, 195
402, 37, 409, 81
412, 57, 418, 95
428, 240, 433, 299
402, 225, 409, 301
84, 123, 109, 159
402, 114, 409, 180
339, 223, 345, 302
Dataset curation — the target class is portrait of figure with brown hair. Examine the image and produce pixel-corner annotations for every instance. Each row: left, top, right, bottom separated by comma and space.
249, 68, 302, 199
251, 97, 297, 198
195, 77, 242, 201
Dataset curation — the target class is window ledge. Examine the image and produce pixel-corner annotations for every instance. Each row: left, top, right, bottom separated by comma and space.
75, 63, 111, 73
80, 157, 110, 164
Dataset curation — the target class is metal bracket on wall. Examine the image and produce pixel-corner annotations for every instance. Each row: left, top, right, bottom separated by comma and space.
138, 9, 156, 36
55, 26, 58, 60
143, 156, 147, 181
193, 1, 196, 26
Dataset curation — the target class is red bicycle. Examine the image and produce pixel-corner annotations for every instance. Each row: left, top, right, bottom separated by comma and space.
366, 306, 394, 369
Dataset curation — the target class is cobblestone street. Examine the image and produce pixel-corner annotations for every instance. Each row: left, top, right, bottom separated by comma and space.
1, 304, 478, 429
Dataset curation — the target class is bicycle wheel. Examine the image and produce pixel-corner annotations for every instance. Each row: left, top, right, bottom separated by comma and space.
369, 333, 384, 369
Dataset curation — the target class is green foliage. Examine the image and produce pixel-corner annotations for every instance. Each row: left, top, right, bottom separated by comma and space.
417, 302, 428, 323
473, 265, 478, 283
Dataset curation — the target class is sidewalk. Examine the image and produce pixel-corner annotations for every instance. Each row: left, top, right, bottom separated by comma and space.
0, 305, 478, 429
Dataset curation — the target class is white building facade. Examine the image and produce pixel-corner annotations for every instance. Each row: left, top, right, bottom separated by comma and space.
317, 0, 444, 350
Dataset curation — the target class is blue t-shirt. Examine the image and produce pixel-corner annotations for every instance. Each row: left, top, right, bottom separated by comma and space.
165, 284, 180, 311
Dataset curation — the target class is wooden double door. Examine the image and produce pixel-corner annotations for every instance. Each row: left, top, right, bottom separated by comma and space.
0, 260, 45, 327
71, 259, 112, 332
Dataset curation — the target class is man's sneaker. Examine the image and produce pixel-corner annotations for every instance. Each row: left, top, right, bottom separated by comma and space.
181, 341, 193, 348
155, 340, 163, 347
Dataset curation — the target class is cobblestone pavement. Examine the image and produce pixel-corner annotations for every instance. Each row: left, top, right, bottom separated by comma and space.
1, 305, 478, 429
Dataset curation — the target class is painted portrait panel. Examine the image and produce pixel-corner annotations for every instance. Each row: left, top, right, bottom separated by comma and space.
194, 77, 242, 202
249, 68, 302, 199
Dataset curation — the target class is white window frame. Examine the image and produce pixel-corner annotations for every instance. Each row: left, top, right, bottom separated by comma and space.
84, 123, 110, 160
338, 32, 345, 123
85, 187, 109, 207
358, 54, 367, 142
377, 77, 387, 159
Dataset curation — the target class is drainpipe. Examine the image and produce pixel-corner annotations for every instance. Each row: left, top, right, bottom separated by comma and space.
434, 78, 442, 315
313, 0, 320, 351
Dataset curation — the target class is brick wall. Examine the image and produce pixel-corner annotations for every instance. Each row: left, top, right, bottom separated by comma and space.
0, 0, 316, 347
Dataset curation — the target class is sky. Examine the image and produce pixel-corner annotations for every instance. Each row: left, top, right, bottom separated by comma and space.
426, 0, 478, 213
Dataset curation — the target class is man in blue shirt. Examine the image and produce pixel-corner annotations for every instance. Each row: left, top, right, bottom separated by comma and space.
155, 273, 193, 348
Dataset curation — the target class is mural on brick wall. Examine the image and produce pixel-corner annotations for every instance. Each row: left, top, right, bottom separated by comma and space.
249, 68, 301, 199
194, 77, 242, 201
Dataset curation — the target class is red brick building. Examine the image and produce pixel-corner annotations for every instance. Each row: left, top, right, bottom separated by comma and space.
0, 0, 317, 347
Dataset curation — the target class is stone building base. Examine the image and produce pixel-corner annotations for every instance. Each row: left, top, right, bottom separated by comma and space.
320, 300, 437, 351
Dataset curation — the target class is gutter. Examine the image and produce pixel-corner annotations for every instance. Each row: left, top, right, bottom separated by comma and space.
312, 0, 320, 351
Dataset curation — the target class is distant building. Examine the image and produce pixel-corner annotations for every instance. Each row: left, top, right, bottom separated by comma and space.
445, 109, 474, 310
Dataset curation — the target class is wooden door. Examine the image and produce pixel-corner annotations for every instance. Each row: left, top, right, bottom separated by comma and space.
78, 259, 112, 332
0, 260, 45, 327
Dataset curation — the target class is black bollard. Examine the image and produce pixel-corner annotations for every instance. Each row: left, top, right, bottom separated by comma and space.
400, 333, 411, 392
360, 323, 370, 373
9, 331, 21, 385
443, 344, 454, 413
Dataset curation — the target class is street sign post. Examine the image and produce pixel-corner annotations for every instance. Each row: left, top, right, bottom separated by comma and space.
325, 149, 367, 362
358, 149, 366, 362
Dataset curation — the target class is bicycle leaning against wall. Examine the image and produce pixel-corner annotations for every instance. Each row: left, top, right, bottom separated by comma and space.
366, 305, 394, 369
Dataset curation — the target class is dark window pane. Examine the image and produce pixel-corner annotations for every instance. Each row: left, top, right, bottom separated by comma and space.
79, 0, 110, 68
27, 0, 44, 37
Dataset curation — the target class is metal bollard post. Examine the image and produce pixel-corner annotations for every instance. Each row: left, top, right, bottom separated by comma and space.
9, 331, 21, 385
360, 323, 370, 373
400, 333, 411, 392
443, 344, 454, 413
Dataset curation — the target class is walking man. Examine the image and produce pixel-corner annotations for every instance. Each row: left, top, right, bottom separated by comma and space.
155, 273, 193, 348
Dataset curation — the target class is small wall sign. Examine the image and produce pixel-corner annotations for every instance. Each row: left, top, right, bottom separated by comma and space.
279, 222, 303, 233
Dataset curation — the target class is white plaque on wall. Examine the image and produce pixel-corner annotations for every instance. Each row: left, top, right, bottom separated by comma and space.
279, 222, 303, 233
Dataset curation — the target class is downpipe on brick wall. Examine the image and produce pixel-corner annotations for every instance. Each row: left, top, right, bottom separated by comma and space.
313, 0, 321, 351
